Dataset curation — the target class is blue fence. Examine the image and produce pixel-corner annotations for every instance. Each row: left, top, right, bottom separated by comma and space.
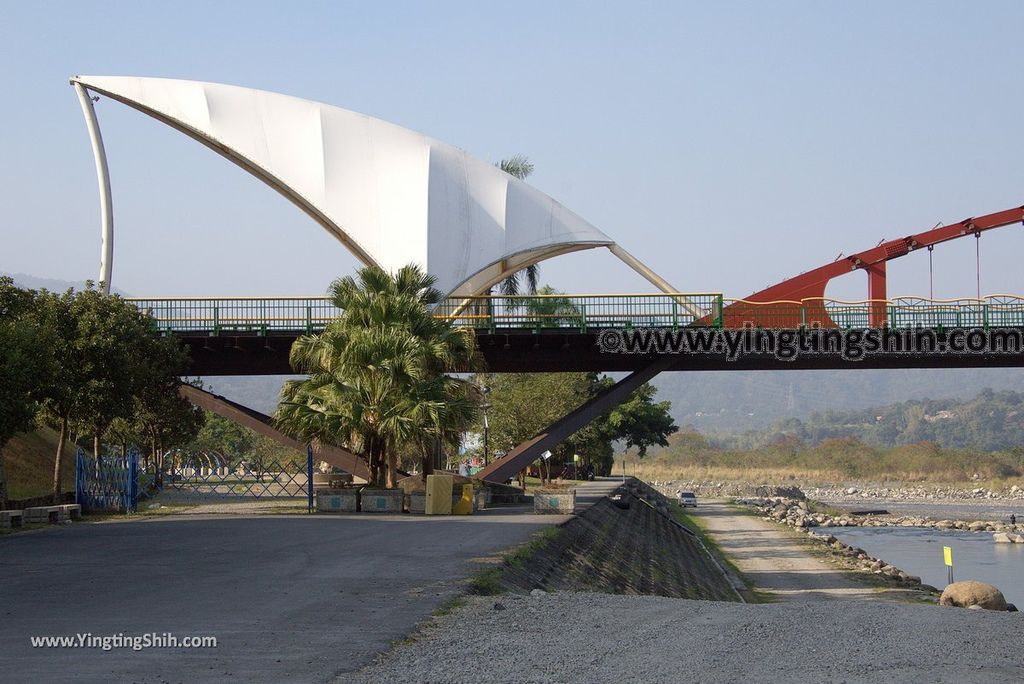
75, 449, 146, 512
75, 447, 317, 512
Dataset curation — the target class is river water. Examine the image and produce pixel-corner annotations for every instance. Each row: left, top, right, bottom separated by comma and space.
829, 526, 1024, 607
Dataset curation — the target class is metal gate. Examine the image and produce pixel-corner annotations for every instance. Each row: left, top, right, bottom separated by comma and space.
75, 449, 151, 512
159, 448, 314, 509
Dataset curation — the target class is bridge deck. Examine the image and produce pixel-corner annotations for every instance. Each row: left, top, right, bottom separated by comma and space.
124, 294, 1024, 375
127, 293, 1024, 336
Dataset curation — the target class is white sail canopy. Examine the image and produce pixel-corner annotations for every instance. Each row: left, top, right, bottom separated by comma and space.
71, 75, 624, 298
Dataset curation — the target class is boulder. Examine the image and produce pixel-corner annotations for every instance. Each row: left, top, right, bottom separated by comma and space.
939, 581, 1008, 611
993, 532, 1014, 543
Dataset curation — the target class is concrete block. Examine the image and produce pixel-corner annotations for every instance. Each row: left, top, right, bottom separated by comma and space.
316, 489, 359, 513
359, 488, 403, 513
23, 506, 61, 524
533, 489, 576, 514
1, 510, 24, 529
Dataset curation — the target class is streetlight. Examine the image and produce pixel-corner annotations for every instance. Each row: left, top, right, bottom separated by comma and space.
477, 382, 491, 466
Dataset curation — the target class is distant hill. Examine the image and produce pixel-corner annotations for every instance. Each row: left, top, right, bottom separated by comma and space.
197, 376, 299, 415
706, 388, 1024, 451
652, 368, 1024, 432
3, 272, 131, 296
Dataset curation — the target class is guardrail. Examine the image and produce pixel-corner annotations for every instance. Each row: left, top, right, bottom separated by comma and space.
125, 294, 1024, 334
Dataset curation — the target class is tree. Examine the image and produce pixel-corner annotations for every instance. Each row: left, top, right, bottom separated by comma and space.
69, 287, 157, 462
0, 278, 52, 508
495, 156, 539, 296
275, 265, 480, 487
129, 338, 204, 481
599, 380, 678, 458
188, 412, 255, 461
477, 371, 677, 480
35, 288, 84, 503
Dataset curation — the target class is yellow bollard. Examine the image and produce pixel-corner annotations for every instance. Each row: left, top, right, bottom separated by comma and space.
452, 484, 474, 515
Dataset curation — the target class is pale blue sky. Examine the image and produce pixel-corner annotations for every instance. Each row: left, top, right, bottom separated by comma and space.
3, 1, 1023, 300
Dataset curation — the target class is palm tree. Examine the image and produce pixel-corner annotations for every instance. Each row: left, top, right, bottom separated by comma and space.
523, 286, 583, 328
496, 156, 539, 297
275, 265, 480, 488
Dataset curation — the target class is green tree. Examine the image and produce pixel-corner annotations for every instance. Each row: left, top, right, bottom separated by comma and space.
479, 372, 677, 479
275, 265, 480, 487
35, 288, 84, 503
599, 380, 678, 458
189, 412, 255, 459
0, 278, 52, 508
129, 338, 204, 479
69, 287, 156, 462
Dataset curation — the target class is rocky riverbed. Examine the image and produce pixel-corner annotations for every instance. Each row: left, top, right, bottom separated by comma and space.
652, 479, 1024, 503
738, 496, 934, 590
653, 479, 1024, 523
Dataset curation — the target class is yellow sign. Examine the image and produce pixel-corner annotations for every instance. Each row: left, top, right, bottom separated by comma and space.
573, 453, 580, 462
943, 546, 953, 567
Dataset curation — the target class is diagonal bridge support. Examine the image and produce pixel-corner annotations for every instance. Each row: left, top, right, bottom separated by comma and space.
475, 355, 677, 484
179, 385, 371, 482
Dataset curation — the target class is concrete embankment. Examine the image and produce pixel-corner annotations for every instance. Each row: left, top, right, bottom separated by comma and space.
487, 480, 739, 601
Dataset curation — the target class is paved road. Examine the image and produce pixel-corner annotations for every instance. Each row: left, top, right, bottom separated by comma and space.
690, 500, 885, 601
0, 484, 613, 684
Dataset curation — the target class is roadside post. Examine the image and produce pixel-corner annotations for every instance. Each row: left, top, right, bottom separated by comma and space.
306, 445, 314, 513
943, 545, 953, 584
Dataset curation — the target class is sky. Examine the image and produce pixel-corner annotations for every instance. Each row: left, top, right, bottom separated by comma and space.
3, 1, 1024, 301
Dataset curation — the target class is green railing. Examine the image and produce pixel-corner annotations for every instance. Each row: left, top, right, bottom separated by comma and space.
128, 294, 724, 334
126, 294, 1024, 335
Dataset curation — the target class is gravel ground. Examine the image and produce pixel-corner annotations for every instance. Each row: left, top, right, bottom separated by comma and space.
348, 592, 1023, 683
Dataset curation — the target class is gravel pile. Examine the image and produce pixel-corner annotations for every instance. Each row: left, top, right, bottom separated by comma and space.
347, 592, 1023, 683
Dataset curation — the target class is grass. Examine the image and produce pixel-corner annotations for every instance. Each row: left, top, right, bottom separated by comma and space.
468, 568, 505, 596
465, 526, 563, 597
3, 428, 76, 500
504, 526, 560, 568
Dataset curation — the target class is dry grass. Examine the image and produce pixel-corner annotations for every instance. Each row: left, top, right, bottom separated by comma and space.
623, 460, 1024, 489
3, 428, 76, 500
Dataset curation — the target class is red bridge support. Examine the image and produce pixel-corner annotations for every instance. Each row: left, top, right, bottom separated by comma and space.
723, 205, 1024, 328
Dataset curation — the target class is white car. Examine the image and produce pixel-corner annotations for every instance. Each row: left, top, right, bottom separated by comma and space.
677, 491, 697, 508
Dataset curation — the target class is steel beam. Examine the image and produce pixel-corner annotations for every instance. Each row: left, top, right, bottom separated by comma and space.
475, 354, 677, 483
724, 204, 1024, 328
179, 384, 370, 482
